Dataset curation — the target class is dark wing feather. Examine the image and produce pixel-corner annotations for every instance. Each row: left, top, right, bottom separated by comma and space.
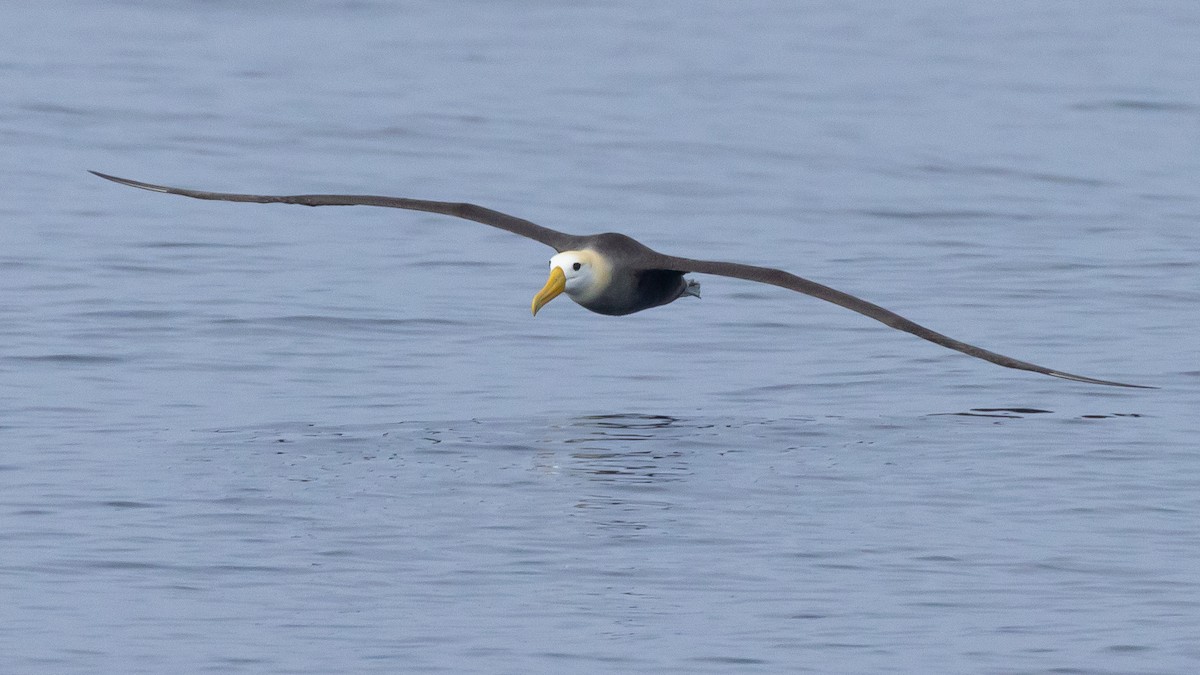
89, 171, 579, 252
650, 253, 1151, 388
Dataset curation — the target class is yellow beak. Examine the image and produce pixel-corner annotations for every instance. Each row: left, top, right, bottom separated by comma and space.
531, 266, 566, 316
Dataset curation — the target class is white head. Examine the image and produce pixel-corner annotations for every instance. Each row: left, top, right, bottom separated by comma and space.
531, 249, 611, 315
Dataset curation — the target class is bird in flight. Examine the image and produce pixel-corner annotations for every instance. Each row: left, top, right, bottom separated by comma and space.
90, 170, 1150, 388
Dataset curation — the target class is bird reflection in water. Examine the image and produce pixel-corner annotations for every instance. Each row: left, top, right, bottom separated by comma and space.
558, 414, 689, 484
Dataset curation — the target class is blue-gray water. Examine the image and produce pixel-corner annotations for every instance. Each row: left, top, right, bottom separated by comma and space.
4, 1, 1200, 673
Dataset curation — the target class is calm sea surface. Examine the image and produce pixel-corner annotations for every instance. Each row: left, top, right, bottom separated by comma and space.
3, 1, 1199, 672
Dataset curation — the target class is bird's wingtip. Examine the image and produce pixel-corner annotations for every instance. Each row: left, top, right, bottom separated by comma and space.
1048, 370, 1157, 389
88, 171, 171, 193
89, 170, 127, 184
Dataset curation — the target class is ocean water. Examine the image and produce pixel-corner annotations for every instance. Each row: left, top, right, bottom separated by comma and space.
3, 1, 1199, 672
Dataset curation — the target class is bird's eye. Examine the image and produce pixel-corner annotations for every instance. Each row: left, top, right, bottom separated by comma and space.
572, 262, 582, 271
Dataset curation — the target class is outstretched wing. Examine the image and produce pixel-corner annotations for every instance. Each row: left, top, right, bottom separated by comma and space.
650, 253, 1151, 388
89, 171, 580, 252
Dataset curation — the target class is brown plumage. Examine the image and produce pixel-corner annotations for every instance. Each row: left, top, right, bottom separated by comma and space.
89, 170, 1152, 388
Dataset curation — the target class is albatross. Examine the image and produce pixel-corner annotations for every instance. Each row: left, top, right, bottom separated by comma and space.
89, 170, 1150, 389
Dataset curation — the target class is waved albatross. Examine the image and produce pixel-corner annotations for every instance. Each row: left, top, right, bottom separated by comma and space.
89, 171, 1150, 388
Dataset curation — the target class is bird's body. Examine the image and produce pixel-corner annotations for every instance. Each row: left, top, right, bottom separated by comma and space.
89, 170, 1151, 389
555, 234, 695, 316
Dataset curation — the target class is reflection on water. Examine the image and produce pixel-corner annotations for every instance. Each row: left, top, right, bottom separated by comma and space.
931, 407, 1147, 420
933, 407, 1055, 419
534, 414, 692, 531
548, 414, 694, 485
572, 413, 680, 430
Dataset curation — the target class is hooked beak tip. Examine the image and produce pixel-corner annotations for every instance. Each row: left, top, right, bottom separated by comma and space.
531, 266, 566, 316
